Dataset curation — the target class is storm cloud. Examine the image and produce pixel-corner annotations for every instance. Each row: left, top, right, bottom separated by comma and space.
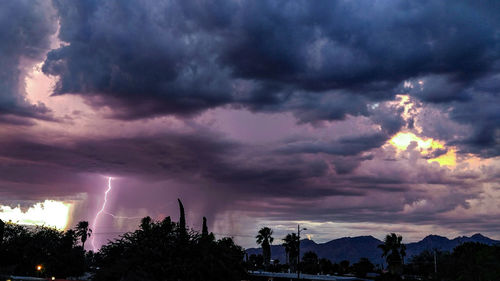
0, 0, 56, 123
0, 0, 499, 247
38, 0, 500, 155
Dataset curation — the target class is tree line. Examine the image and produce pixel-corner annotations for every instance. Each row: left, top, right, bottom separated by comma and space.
0, 199, 246, 281
250, 227, 500, 281
1, 215, 499, 280
0, 219, 90, 277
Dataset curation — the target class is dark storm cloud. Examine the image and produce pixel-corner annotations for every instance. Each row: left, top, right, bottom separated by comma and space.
8, 126, 476, 219
0, 132, 359, 201
0, 133, 234, 180
277, 101, 405, 160
43, 0, 236, 119
404, 74, 500, 157
42, 0, 500, 155
0, 128, 489, 234
240, 165, 483, 226
448, 78, 500, 157
0, 0, 56, 122
330, 155, 374, 175
279, 133, 388, 156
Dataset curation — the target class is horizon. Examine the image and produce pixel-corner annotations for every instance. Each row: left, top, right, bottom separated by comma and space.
3, 215, 497, 250
3, 214, 498, 250
0, 0, 499, 251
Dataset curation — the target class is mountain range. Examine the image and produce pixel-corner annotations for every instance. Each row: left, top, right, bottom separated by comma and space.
245, 233, 499, 265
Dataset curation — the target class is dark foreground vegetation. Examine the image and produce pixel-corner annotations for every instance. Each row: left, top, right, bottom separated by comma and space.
0, 199, 246, 281
0, 220, 88, 277
1, 207, 500, 281
92, 212, 245, 280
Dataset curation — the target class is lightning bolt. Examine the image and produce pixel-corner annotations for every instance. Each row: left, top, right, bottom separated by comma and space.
91, 177, 113, 251
91, 177, 143, 252
103, 211, 143, 220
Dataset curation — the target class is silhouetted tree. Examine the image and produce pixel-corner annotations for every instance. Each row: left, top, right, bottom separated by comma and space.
446, 242, 500, 281
178, 198, 187, 239
339, 260, 350, 275
353, 258, 375, 278
301, 251, 319, 274
0, 222, 86, 277
378, 233, 406, 275
140, 216, 152, 232
256, 227, 274, 268
407, 249, 443, 279
93, 204, 245, 281
202, 217, 208, 238
405, 243, 500, 281
318, 258, 332, 274
199, 217, 215, 245
248, 254, 264, 270
75, 221, 92, 249
282, 232, 299, 271
331, 262, 340, 275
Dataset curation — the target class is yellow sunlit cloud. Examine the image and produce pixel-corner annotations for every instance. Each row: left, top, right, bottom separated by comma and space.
390, 132, 443, 150
430, 148, 456, 167
389, 132, 456, 166
0, 200, 71, 230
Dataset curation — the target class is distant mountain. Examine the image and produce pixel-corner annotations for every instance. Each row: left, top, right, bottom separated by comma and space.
405, 233, 499, 258
246, 233, 499, 265
246, 236, 383, 265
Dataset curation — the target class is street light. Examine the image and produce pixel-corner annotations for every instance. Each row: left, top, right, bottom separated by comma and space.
36, 265, 43, 278
297, 225, 307, 279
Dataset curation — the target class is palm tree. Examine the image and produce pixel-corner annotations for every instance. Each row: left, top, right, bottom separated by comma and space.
75, 221, 92, 249
282, 233, 299, 270
256, 227, 274, 268
378, 233, 406, 275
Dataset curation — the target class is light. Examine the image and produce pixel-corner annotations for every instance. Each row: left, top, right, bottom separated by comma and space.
0, 200, 71, 230
91, 177, 113, 251
36, 265, 42, 271
389, 132, 456, 166
390, 132, 441, 150
52, 277, 55, 280
90, 177, 142, 251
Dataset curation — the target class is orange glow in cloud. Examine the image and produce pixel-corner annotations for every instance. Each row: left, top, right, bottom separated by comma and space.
389, 132, 456, 166
0, 200, 71, 229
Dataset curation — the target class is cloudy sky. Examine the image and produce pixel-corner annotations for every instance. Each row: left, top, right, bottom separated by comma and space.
0, 0, 499, 250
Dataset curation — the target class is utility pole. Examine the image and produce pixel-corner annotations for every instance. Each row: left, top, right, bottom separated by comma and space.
297, 225, 307, 280
297, 224, 300, 280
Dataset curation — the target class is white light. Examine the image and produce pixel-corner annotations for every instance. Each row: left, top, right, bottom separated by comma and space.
91, 177, 113, 251
0, 200, 71, 229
